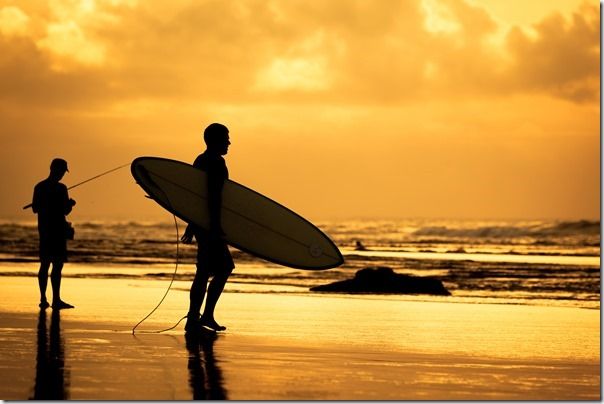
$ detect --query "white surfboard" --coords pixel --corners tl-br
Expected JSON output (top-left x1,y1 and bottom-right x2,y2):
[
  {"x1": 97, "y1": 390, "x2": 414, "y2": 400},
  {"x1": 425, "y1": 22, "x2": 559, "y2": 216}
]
[{"x1": 131, "y1": 157, "x2": 343, "y2": 270}]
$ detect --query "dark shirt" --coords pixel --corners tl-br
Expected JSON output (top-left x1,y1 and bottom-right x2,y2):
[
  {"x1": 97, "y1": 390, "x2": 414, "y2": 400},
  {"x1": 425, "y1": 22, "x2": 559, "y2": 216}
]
[
  {"x1": 193, "y1": 152, "x2": 228, "y2": 232},
  {"x1": 32, "y1": 179, "x2": 72, "y2": 234}
]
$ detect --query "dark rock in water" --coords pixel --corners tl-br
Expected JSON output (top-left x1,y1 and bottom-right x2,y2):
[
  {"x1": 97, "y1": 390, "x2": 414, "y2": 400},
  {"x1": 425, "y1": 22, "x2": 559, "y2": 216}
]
[{"x1": 310, "y1": 267, "x2": 451, "y2": 296}]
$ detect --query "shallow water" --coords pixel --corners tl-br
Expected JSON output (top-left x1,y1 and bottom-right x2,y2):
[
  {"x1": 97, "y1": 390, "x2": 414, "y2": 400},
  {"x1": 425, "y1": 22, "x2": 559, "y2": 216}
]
[{"x1": 0, "y1": 219, "x2": 599, "y2": 309}]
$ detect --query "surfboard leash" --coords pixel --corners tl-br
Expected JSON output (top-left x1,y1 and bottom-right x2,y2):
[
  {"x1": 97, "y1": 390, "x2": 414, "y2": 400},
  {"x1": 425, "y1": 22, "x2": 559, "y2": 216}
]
[{"x1": 131, "y1": 211, "x2": 186, "y2": 334}]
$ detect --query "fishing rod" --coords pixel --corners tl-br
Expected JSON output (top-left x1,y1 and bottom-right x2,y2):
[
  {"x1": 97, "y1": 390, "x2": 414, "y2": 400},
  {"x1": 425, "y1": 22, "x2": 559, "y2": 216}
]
[{"x1": 22, "y1": 163, "x2": 131, "y2": 210}]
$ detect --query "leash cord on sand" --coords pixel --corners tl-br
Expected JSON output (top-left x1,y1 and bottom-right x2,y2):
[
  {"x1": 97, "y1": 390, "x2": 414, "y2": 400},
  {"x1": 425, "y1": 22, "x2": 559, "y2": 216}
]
[{"x1": 131, "y1": 212, "x2": 187, "y2": 334}]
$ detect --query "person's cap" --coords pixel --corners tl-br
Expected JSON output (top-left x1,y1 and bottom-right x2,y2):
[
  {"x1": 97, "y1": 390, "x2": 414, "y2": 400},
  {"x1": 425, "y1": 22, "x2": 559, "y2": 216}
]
[{"x1": 50, "y1": 158, "x2": 69, "y2": 172}]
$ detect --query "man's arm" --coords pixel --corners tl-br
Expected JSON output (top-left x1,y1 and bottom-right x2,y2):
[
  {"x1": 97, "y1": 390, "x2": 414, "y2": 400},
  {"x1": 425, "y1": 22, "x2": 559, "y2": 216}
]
[
  {"x1": 61, "y1": 185, "x2": 76, "y2": 215},
  {"x1": 31, "y1": 185, "x2": 40, "y2": 214}
]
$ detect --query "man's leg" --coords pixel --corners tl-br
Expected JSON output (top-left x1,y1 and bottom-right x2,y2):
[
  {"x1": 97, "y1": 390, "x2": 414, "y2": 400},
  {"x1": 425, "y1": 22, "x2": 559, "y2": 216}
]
[
  {"x1": 51, "y1": 260, "x2": 73, "y2": 309},
  {"x1": 50, "y1": 260, "x2": 63, "y2": 304},
  {"x1": 38, "y1": 260, "x2": 51, "y2": 308},
  {"x1": 201, "y1": 268, "x2": 233, "y2": 330},
  {"x1": 186, "y1": 265, "x2": 209, "y2": 332}
]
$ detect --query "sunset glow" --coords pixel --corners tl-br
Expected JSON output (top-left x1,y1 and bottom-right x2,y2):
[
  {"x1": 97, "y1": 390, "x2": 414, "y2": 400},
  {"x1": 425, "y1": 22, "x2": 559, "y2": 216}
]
[
  {"x1": 0, "y1": 3, "x2": 600, "y2": 400},
  {"x1": 0, "y1": 0, "x2": 598, "y2": 221}
]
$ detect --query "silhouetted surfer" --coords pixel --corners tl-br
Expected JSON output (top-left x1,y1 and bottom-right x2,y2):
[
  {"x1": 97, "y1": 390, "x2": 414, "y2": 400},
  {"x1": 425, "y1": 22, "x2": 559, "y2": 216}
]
[
  {"x1": 31, "y1": 158, "x2": 76, "y2": 310},
  {"x1": 182, "y1": 123, "x2": 234, "y2": 334}
]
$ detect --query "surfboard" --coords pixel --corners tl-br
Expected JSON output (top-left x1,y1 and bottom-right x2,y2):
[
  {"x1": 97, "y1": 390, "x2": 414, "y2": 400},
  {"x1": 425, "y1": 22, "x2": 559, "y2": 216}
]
[{"x1": 131, "y1": 157, "x2": 343, "y2": 270}]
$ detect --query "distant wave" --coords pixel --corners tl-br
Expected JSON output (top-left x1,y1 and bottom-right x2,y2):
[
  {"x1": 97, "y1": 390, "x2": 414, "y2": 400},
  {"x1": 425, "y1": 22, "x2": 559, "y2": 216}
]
[
  {"x1": 412, "y1": 220, "x2": 600, "y2": 238},
  {"x1": 0, "y1": 219, "x2": 598, "y2": 265},
  {"x1": 0, "y1": 219, "x2": 598, "y2": 308}
]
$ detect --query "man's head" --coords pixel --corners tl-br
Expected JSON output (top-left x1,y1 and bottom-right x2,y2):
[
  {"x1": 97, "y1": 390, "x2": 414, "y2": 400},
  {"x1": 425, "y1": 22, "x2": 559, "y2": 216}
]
[
  {"x1": 49, "y1": 158, "x2": 69, "y2": 180},
  {"x1": 204, "y1": 123, "x2": 230, "y2": 155}
]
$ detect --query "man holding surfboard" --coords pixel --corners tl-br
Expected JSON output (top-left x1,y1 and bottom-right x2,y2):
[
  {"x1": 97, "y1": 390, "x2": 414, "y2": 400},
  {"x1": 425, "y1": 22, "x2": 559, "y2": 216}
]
[
  {"x1": 32, "y1": 158, "x2": 76, "y2": 310},
  {"x1": 181, "y1": 123, "x2": 234, "y2": 334}
]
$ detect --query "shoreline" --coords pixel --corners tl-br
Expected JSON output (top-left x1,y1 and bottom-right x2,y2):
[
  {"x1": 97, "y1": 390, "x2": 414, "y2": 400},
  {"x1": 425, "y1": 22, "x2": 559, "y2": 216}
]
[
  {"x1": 0, "y1": 275, "x2": 600, "y2": 400},
  {"x1": 2, "y1": 246, "x2": 600, "y2": 265},
  {"x1": 0, "y1": 261, "x2": 599, "y2": 311}
]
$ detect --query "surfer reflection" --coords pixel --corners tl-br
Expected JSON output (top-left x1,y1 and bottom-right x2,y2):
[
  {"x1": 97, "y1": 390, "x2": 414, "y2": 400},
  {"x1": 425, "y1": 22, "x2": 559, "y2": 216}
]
[
  {"x1": 31, "y1": 309, "x2": 70, "y2": 399},
  {"x1": 182, "y1": 123, "x2": 235, "y2": 335},
  {"x1": 185, "y1": 332, "x2": 227, "y2": 399}
]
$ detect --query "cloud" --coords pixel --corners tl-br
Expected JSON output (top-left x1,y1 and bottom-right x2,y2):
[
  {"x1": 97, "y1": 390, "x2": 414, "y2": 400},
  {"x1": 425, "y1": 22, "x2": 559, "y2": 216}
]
[
  {"x1": 394, "y1": 0, "x2": 599, "y2": 104},
  {"x1": 0, "y1": 1, "x2": 598, "y2": 221},
  {"x1": 417, "y1": 0, "x2": 502, "y2": 97},
  {"x1": 0, "y1": 6, "x2": 30, "y2": 37},
  {"x1": 38, "y1": 20, "x2": 106, "y2": 67},
  {"x1": 421, "y1": 0, "x2": 462, "y2": 34},
  {"x1": 0, "y1": 0, "x2": 598, "y2": 114},
  {"x1": 504, "y1": 3, "x2": 599, "y2": 102},
  {"x1": 255, "y1": 56, "x2": 330, "y2": 92},
  {"x1": 0, "y1": 35, "x2": 116, "y2": 110}
]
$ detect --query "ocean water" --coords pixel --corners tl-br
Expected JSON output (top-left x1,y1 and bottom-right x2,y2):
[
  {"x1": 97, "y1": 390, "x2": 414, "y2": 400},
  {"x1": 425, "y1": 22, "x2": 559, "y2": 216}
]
[{"x1": 0, "y1": 219, "x2": 599, "y2": 309}]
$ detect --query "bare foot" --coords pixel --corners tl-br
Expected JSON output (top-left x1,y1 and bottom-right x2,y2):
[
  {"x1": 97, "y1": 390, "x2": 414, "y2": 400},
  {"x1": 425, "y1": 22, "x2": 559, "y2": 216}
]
[
  {"x1": 200, "y1": 316, "x2": 226, "y2": 331},
  {"x1": 52, "y1": 300, "x2": 74, "y2": 310}
]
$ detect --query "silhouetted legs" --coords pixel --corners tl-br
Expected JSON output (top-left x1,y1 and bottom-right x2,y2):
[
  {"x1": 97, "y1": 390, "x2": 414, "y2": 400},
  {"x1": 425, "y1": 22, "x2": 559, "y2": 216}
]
[
  {"x1": 38, "y1": 260, "x2": 73, "y2": 309},
  {"x1": 186, "y1": 265, "x2": 232, "y2": 332},
  {"x1": 50, "y1": 261, "x2": 64, "y2": 305},
  {"x1": 38, "y1": 261, "x2": 51, "y2": 308},
  {"x1": 201, "y1": 269, "x2": 232, "y2": 330},
  {"x1": 188, "y1": 269, "x2": 209, "y2": 319}
]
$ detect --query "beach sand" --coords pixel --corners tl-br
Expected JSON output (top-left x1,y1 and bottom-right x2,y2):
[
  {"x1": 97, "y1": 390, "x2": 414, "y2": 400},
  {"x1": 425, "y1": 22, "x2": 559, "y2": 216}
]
[{"x1": 0, "y1": 274, "x2": 600, "y2": 400}]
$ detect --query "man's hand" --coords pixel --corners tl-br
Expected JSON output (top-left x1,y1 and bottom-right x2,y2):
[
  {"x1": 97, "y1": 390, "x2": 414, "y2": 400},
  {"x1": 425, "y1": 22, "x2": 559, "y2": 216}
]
[{"x1": 181, "y1": 225, "x2": 194, "y2": 244}]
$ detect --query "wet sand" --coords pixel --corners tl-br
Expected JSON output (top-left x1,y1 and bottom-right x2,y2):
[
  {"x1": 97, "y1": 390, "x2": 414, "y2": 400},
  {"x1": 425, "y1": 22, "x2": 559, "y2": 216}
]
[{"x1": 0, "y1": 275, "x2": 600, "y2": 400}]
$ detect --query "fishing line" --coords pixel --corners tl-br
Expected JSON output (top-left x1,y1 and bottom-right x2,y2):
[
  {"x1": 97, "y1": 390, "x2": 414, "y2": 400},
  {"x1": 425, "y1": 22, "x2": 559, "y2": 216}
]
[
  {"x1": 23, "y1": 162, "x2": 131, "y2": 210},
  {"x1": 66, "y1": 163, "x2": 131, "y2": 191}
]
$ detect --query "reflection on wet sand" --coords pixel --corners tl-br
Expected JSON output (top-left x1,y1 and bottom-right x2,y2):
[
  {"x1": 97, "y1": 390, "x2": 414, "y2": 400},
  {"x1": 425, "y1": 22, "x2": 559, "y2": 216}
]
[
  {"x1": 31, "y1": 309, "x2": 70, "y2": 399},
  {"x1": 185, "y1": 332, "x2": 227, "y2": 400}
]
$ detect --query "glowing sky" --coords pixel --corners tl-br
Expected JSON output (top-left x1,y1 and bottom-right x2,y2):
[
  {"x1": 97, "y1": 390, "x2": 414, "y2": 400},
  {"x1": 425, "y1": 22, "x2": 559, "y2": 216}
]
[{"x1": 0, "y1": 0, "x2": 599, "y2": 221}]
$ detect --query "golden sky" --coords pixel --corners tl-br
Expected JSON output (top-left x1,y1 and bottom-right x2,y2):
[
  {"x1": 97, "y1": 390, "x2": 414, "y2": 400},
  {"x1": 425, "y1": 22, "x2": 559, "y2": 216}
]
[{"x1": 0, "y1": 0, "x2": 599, "y2": 221}]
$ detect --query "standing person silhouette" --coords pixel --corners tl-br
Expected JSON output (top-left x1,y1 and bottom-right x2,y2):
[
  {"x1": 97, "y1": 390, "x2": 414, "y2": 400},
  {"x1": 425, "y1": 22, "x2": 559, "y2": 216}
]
[
  {"x1": 32, "y1": 158, "x2": 76, "y2": 310},
  {"x1": 181, "y1": 123, "x2": 234, "y2": 334}
]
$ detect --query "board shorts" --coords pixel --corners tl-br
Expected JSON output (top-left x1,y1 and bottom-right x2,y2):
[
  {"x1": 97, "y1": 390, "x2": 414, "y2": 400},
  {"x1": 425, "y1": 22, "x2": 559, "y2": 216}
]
[
  {"x1": 38, "y1": 229, "x2": 67, "y2": 262},
  {"x1": 195, "y1": 232, "x2": 234, "y2": 276}
]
